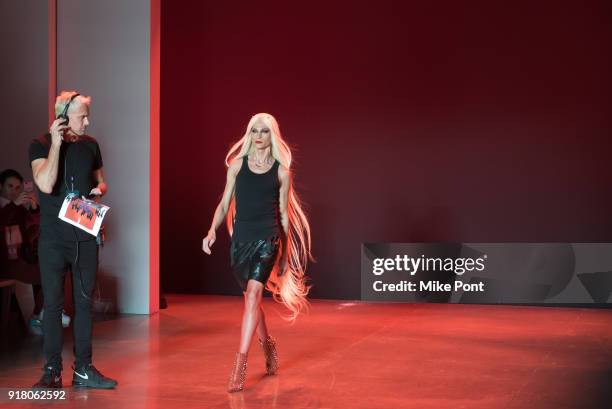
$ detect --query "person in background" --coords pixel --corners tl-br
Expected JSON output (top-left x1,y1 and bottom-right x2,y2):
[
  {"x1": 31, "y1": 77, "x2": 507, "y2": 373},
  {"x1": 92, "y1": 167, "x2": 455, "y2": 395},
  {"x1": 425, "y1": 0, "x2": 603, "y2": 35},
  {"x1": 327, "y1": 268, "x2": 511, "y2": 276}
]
[{"x1": 0, "y1": 169, "x2": 45, "y2": 330}]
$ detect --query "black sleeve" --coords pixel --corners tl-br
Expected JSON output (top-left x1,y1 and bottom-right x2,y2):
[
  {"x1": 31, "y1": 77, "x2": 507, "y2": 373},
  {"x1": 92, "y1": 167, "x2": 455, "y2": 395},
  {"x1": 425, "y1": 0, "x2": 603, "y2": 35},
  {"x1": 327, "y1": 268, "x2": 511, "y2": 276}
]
[
  {"x1": 94, "y1": 141, "x2": 103, "y2": 170},
  {"x1": 28, "y1": 136, "x2": 50, "y2": 165}
]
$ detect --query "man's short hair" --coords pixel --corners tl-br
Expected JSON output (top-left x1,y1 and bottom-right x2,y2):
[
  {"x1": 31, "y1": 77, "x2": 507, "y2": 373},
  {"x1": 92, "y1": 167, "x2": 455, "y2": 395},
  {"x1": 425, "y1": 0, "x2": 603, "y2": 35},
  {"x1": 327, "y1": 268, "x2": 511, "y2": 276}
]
[
  {"x1": 0, "y1": 169, "x2": 23, "y2": 185},
  {"x1": 54, "y1": 91, "x2": 92, "y2": 118}
]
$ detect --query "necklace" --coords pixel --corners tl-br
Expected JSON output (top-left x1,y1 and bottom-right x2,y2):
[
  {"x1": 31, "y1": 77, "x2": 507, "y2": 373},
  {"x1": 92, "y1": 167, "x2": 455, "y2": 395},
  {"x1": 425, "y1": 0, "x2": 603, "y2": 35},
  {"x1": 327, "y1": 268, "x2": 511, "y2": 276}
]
[{"x1": 250, "y1": 155, "x2": 273, "y2": 168}]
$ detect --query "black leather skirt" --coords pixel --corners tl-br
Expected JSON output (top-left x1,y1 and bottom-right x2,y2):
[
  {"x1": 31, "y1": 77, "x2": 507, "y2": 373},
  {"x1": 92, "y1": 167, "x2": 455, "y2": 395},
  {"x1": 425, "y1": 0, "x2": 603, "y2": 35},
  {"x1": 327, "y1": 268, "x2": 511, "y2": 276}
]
[{"x1": 230, "y1": 236, "x2": 280, "y2": 290}]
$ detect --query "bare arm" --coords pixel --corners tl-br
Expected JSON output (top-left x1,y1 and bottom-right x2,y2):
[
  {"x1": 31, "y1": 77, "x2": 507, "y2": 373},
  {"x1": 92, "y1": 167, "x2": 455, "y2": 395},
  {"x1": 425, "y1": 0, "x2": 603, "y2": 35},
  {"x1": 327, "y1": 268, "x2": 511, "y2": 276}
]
[
  {"x1": 91, "y1": 168, "x2": 107, "y2": 196},
  {"x1": 31, "y1": 119, "x2": 67, "y2": 194},
  {"x1": 202, "y1": 158, "x2": 241, "y2": 254},
  {"x1": 209, "y1": 159, "x2": 241, "y2": 233},
  {"x1": 278, "y1": 165, "x2": 291, "y2": 268}
]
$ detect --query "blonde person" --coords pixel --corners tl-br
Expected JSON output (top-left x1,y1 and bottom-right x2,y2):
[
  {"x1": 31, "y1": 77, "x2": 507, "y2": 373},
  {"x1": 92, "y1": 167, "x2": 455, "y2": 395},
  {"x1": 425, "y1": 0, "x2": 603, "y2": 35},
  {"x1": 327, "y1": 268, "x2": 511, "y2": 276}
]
[
  {"x1": 202, "y1": 113, "x2": 312, "y2": 392},
  {"x1": 30, "y1": 91, "x2": 116, "y2": 389}
]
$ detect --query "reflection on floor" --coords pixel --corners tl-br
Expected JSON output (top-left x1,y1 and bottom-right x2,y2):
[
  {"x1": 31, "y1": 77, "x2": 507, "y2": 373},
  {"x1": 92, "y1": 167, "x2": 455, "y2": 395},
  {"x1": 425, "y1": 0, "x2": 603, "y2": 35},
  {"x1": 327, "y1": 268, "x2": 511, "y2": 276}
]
[{"x1": 1, "y1": 294, "x2": 612, "y2": 409}]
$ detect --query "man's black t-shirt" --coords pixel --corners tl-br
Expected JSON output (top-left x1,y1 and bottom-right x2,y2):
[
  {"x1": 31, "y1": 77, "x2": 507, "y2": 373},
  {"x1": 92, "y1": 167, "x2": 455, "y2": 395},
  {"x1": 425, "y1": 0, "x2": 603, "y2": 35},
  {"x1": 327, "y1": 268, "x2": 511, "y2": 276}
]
[{"x1": 28, "y1": 133, "x2": 103, "y2": 241}]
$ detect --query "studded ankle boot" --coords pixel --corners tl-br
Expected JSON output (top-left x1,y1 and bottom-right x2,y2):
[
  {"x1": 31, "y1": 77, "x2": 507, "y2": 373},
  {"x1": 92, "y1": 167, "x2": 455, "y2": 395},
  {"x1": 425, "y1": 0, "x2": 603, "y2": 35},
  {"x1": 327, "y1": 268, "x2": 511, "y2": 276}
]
[
  {"x1": 228, "y1": 352, "x2": 248, "y2": 393},
  {"x1": 259, "y1": 335, "x2": 279, "y2": 375}
]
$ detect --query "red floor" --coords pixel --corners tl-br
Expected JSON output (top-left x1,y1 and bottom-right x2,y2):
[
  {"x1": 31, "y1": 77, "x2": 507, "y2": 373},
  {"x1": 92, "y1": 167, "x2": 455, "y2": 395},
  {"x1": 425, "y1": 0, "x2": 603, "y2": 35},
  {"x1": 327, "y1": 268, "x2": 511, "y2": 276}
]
[{"x1": 1, "y1": 295, "x2": 612, "y2": 408}]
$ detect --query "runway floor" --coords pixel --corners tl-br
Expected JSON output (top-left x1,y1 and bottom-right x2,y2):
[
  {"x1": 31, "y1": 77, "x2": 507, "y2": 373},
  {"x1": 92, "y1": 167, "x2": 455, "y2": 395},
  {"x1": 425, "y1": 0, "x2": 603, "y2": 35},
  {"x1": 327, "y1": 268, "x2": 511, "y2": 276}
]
[{"x1": 1, "y1": 295, "x2": 612, "y2": 408}]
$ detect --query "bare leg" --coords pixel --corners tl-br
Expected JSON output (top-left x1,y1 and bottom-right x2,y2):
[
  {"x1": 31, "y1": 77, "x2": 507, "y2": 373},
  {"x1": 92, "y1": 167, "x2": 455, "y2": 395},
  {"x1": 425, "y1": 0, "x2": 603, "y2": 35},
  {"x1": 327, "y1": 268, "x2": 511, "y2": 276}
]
[
  {"x1": 256, "y1": 305, "x2": 270, "y2": 342},
  {"x1": 228, "y1": 280, "x2": 265, "y2": 392},
  {"x1": 238, "y1": 280, "x2": 264, "y2": 354},
  {"x1": 257, "y1": 305, "x2": 279, "y2": 375}
]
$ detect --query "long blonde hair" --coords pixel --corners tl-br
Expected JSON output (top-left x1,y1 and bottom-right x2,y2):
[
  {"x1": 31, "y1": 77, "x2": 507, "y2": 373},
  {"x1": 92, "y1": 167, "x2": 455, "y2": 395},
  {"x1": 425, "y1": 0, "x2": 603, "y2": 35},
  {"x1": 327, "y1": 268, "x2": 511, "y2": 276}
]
[{"x1": 225, "y1": 113, "x2": 312, "y2": 320}]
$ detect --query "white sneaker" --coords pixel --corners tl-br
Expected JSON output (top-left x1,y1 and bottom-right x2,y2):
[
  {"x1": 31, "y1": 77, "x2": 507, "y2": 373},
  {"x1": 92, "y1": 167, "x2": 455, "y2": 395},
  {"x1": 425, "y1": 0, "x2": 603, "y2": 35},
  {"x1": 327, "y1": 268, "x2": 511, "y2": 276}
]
[
  {"x1": 28, "y1": 315, "x2": 43, "y2": 336},
  {"x1": 37, "y1": 309, "x2": 71, "y2": 328},
  {"x1": 61, "y1": 311, "x2": 71, "y2": 328}
]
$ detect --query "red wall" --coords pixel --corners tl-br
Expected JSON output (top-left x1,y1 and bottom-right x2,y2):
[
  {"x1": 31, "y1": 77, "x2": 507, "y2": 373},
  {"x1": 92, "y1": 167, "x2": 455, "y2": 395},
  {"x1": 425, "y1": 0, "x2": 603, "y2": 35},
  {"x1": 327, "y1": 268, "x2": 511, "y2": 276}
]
[{"x1": 161, "y1": 0, "x2": 612, "y2": 299}]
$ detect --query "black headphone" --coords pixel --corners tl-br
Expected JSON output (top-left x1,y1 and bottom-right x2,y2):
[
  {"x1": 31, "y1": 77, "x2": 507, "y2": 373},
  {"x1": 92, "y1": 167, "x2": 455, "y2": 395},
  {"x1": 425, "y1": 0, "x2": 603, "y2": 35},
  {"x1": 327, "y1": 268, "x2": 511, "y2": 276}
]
[{"x1": 57, "y1": 93, "x2": 80, "y2": 125}]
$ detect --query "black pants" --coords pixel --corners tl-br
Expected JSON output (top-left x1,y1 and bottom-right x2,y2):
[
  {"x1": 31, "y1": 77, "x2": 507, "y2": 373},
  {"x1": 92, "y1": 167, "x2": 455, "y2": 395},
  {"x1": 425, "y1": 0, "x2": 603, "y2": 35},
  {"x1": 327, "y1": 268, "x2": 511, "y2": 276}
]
[{"x1": 39, "y1": 238, "x2": 98, "y2": 370}]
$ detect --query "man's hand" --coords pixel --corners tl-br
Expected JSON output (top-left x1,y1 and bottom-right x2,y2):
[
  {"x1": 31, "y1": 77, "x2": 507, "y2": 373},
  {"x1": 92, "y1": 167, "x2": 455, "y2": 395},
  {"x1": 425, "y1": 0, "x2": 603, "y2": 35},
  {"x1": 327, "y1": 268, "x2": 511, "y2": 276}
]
[
  {"x1": 89, "y1": 187, "x2": 103, "y2": 196},
  {"x1": 202, "y1": 230, "x2": 216, "y2": 255},
  {"x1": 50, "y1": 118, "x2": 68, "y2": 147},
  {"x1": 81, "y1": 188, "x2": 103, "y2": 203}
]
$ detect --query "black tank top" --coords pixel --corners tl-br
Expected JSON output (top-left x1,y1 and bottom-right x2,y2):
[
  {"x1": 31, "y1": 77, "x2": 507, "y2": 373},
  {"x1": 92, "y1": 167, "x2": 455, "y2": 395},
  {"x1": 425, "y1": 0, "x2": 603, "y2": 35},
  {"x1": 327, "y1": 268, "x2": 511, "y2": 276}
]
[{"x1": 233, "y1": 157, "x2": 281, "y2": 242}]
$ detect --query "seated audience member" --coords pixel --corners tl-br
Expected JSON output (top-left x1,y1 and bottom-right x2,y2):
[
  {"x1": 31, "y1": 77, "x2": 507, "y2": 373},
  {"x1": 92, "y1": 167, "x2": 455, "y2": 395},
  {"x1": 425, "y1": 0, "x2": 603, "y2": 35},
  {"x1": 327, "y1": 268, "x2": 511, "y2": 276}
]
[{"x1": 0, "y1": 169, "x2": 44, "y2": 332}]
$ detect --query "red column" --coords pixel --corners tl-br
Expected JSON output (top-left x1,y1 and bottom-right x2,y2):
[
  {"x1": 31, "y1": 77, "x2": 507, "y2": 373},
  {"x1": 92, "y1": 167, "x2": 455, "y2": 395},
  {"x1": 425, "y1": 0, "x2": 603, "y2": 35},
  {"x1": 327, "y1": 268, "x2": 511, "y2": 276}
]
[{"x1": 48, "y1": 0, "x2": 56, "y2": 124}]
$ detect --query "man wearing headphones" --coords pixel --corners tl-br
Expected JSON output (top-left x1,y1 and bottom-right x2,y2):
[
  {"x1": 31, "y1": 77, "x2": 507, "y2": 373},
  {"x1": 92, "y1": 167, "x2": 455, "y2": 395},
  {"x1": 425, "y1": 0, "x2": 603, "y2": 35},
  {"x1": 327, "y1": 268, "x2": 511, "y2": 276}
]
[{"x1": 29, "y1": 91, "x2": 117, "y2": 389}]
